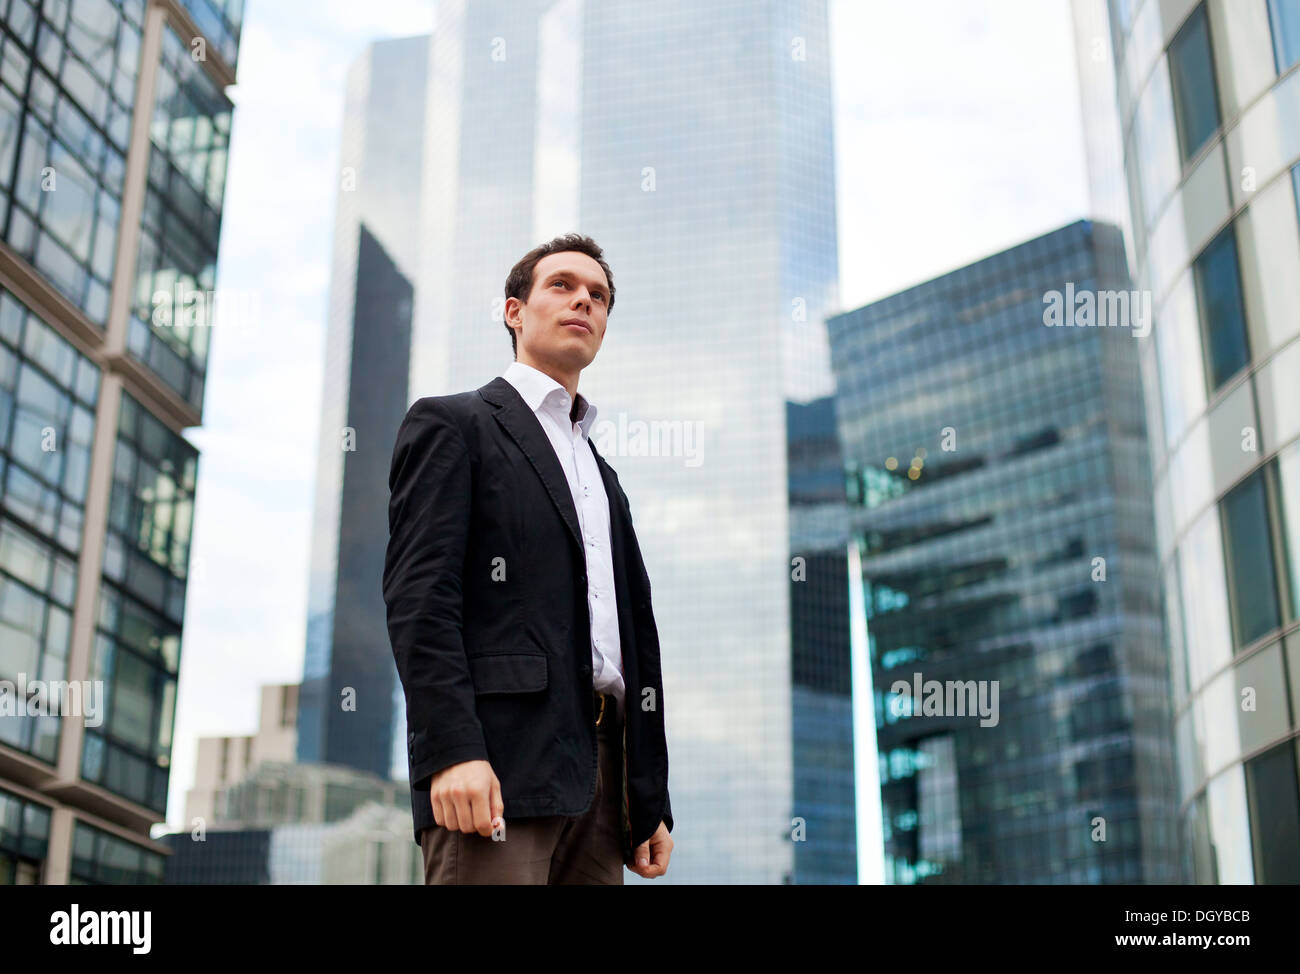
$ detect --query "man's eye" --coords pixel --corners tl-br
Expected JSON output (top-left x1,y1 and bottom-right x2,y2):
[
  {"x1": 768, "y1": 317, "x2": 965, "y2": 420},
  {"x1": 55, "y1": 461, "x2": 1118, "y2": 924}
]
[{"x1": 553, "y1": 279, "x2": 603, "y2": 300}]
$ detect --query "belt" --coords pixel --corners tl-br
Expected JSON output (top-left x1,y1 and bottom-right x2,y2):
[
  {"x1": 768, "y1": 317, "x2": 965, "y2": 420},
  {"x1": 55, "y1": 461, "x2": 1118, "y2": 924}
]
[{"x1": 594, "y1": 689, "x2": 618, "y2": 726}]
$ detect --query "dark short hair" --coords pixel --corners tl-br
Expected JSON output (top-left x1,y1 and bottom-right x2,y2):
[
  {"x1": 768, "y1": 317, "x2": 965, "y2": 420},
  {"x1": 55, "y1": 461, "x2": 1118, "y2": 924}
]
[{"x1": 503, "y1": 233, "x2": 615, "y2": 357}]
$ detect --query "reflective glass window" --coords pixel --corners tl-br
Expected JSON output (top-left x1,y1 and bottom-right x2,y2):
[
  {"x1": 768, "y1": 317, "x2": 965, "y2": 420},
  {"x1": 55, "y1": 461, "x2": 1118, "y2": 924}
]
[
  {"x1": 1169, "y1": 4, "x2": 1221, "y2": 164},
  {"x1": 1221, "y1": 468, "x2": 1282, "y2": 649},
  {"x1": 1268, "y1": 0, "x2": 1300, "y2": 72},
  {"x1": 1192, "y1": 226, "x2": 1250, "y2": 391}
]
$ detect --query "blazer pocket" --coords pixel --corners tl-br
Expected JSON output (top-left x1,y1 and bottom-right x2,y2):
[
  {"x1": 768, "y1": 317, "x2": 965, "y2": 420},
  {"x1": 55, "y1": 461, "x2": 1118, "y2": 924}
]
[{"x1": 468, "y1": 652, "x2": 548, "y2": 694}]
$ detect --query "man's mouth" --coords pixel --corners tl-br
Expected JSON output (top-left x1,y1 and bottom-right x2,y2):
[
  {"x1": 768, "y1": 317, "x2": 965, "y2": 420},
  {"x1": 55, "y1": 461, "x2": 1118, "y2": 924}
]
[{"x1": 561, "y1": 318, "x2": 591, "y2": 332}]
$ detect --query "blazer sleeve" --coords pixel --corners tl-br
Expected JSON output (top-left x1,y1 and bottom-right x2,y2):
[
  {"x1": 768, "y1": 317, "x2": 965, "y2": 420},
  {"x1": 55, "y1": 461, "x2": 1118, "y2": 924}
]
[{"x1": 383, "y1": 396, "x2": 488, "y2": 790}]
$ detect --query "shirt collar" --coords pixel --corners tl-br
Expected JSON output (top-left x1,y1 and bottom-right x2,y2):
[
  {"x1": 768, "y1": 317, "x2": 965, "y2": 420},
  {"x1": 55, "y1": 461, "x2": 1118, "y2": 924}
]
[{"x1": 501, "y1": 360, "x2": 598, "y2": 438}]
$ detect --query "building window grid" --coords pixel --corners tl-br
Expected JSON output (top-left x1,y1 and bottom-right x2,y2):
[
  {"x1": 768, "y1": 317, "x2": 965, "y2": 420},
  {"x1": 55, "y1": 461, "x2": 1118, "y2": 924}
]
[
  {"x1": 1174, "y1": 453, "x2": 1300, "y2": 847},
  {"x1": 69, "y1": 820, "x2": 163, "y2": 884},
  {"x1": 1221, "y1": 458, "x2": 1300, "y2": 649},
  {"x1": 105, "y1": 391, "x2": 197, "y2": 605},
  {"x1": 0, "y1": 0, "x2": 144, "y2": 325},
  {"x1": 84, "y1": 582, "x2": 179, "y2": 812},
  {"x1": 128, "y1": 23, "x2": 232, "y2": 410},
  {"x1": 0, "y1": 785, "x2": 50, "y2": 882},
  {"x1": 0, "y1": 288, "x2": 99, "y2": 763},
  {"x1": 177, "y1": 0, "x2": 245, "y2": 71},
  {"x1": 1111, "y1": 0, "x2": 1300, "y2": 889},
  {"x1": 0, "y1": 287, "x2": 99, "y2": 542},
  {"x1": 0, "y1": 0, "x2": 241, "y2": 882},
  {"x1": 81, "y1": 392, "x2": 193, "y2": 811}
]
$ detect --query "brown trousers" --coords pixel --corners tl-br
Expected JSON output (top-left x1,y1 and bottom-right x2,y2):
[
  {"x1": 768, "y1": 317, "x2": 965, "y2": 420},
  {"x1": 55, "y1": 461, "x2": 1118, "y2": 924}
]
[{"x1": 420, "y1": 694, "x2": 626, "y2": 884}]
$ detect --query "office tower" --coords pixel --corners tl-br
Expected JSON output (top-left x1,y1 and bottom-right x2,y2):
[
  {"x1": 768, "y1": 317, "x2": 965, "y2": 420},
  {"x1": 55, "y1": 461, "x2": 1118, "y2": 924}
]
[
  {"x1": 1080, "y1": 0, "x2": 1300, "y2": 883},
  {"x1": 162, "y1": 763, "x2": 420, "y2": 884},
  {"x1": 298, "y1": 35, "x2": 426, "y2": 781},
  {"x1": 828, "y1": 220, "x2": 1182, "y2": 883},
  {"x1": 1070, "y1": 0, "x2": 1137, "y2": 254},
  {"x1": 162, "y1": 680, "x2": 419, "y2": 884},
  {"x1": 787, "y1": 396, "x2": 855, "y2": 883},
  {"x1": 184, "y1": 682, "x2": 297, "y2": 827},
  {"x1": 410, "y1": 0, "x2": 838, "y2": 884},
  {"x1": 0, "y1": 0, "x2": 242, "y2": 884}
]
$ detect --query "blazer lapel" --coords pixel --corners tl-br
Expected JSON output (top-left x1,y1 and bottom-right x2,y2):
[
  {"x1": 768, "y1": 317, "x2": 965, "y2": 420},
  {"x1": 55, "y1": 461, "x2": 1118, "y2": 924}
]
[{"x1": 478, "y1": 376, "x2": 583, "y2": 554}]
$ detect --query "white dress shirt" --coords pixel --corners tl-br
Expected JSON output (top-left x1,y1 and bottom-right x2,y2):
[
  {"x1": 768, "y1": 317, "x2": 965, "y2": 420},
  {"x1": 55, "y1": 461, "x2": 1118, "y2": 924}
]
[{"x1": 501, "y1": 360, "x2": 625, "y2": 709}]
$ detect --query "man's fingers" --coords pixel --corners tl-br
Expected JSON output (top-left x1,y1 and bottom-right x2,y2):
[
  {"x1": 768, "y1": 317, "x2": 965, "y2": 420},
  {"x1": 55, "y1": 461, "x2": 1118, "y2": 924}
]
[
  {"x1": 651, "y1": 839, "x2": 671, "y2": 873},
  {"x1": 428, "y1": 763, "x2": 502, "y2": 836},
  {"x1": 627, "y1": 826, "x2": 672, "y2": 878},
  {"x1": 470, "y1": 788, "x2": 493, "y2": 836},
  {"x1": 490, "y1": 774, "x2": 504, "y2": 822},
  {"x1": 453, "y1": 790, "x2": 477, "y2": 833}
]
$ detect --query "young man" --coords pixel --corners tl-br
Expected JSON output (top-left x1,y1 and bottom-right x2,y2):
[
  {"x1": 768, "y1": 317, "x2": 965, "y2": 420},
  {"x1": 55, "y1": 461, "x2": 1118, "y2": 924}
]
[{"x1": 383, "y1": 233, "x2": 674, "y2": 884}]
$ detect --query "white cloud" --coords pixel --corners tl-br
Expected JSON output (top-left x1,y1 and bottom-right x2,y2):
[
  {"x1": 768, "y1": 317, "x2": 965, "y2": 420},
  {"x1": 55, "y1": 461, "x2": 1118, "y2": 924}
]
[{"x1": 831, "y1": 0, "x2": 1090, "y2": 309}]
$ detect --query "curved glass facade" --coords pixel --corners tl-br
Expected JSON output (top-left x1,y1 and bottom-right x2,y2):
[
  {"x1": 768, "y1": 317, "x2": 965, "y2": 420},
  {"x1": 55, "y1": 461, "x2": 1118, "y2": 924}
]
[{"x1": 1109, "y1": 0, "x2": 1300, "y2": 883}]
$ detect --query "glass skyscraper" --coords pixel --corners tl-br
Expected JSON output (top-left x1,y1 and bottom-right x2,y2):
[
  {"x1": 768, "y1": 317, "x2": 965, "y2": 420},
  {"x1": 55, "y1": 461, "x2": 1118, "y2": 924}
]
[
  {"x1": 0, "y1": 0, "x2": 241, "y2": 883},
  {"x1": 829, "y1": 220, "x2": 1182, "y2": 883},
  {"x1": 408, "y1": 0, "x2": 838, "y2": 883},
  {"x1": 298, "y1": 34, "x2": 426, "y2": 783},
  {"x1": 787, "y1": 395, "x2": 855, "y2": 883},
  {"x1": 1085, "y1": 0, "x2": 1300, "y2": 883}
]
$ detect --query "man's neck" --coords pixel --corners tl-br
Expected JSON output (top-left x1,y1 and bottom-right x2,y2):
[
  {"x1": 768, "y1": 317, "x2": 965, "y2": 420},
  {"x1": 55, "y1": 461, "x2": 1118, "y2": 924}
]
[{"x1": 516, "y1": 354, "x2": 580, "y2": 405}]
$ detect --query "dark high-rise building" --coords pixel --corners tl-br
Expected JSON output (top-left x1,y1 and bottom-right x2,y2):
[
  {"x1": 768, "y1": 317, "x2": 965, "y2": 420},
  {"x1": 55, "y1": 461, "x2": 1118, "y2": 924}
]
[
  {"x1": 0, "y1": 0, "x2": 243, "y2": 883},
  {"x1": 787, "y1": 395, "x2": 855, "y2": 883},
  {"x1": 297, "y1": 36, "x2": 425, "y2": 780},
  {"x1": 829, "y1": 220, "x2": 1181, "y2": 883}
]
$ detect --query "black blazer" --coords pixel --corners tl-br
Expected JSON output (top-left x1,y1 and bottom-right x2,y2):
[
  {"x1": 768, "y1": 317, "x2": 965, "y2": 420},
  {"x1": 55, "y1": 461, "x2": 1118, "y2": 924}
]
[{"x1": 383, "y1": 375, "x2": 672, "y2": 860}]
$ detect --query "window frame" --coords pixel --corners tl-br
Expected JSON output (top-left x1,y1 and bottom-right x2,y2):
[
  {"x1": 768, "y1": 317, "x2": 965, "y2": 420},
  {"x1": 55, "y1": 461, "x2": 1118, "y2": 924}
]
[{"x1": 1167, "y1": 2, "x2": 1223, "y2": 169}]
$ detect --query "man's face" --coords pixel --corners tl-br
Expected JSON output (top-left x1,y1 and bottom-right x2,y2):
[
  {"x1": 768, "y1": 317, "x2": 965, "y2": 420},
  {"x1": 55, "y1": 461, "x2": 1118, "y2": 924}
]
[{"x1": 507, "y1": 251, "x2": 609, "y2": 370}]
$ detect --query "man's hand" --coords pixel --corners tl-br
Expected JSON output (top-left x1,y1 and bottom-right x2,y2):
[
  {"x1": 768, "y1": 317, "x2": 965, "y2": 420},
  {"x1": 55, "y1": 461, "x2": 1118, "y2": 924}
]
[
  {"x1": 430, "y1": 759, "x2": 504, "y2": 837},
  {"x1": 629, "y1": 820, "x2": 673, "y2": 879}
]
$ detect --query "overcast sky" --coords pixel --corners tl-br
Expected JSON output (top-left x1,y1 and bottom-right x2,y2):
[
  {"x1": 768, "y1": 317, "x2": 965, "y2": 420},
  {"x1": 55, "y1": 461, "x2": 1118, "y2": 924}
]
[{"x1": 160, "y1": 0, "x2": 1090, "y2": 833}]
